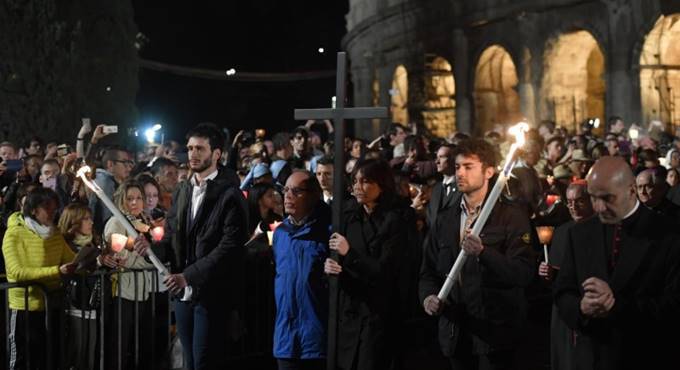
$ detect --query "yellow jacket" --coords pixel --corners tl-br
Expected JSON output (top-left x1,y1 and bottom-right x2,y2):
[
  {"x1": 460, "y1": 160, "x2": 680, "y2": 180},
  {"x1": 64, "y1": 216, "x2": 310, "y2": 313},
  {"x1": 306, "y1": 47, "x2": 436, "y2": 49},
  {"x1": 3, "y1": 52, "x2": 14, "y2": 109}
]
[{"x1": 2, "y1": 212, "x2": 75, "y2": 311}]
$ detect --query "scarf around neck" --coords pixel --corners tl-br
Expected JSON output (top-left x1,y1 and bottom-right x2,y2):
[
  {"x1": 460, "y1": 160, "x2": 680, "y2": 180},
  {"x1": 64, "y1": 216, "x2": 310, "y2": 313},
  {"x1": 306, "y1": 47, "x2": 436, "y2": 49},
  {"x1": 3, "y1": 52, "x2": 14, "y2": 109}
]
[{"x1": 24, "y1": 216, "x2": 55, "y2": 240}]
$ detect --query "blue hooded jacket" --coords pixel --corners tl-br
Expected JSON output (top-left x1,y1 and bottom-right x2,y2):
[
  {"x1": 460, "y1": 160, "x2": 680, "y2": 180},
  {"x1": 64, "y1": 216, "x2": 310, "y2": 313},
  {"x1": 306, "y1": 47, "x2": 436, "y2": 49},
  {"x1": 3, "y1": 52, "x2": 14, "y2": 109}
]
[{"x1": 272, "y1": 202, "x2": 331, "y2": 359}]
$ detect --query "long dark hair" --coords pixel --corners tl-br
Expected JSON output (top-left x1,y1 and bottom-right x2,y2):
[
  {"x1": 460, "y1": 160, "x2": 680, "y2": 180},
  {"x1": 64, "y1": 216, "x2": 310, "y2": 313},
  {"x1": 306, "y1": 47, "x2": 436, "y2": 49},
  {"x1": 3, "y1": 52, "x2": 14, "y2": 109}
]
[{"x1": 247, "y1": 183, "x2": 279, "y2": 234}]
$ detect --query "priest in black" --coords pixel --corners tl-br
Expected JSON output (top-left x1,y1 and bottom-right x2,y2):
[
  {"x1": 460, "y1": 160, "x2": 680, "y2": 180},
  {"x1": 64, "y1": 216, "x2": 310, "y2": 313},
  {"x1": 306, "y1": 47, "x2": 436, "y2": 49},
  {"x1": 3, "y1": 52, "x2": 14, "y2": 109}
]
[{"x1": 554, "y1": 156, "x2": 680, "y2": 370}]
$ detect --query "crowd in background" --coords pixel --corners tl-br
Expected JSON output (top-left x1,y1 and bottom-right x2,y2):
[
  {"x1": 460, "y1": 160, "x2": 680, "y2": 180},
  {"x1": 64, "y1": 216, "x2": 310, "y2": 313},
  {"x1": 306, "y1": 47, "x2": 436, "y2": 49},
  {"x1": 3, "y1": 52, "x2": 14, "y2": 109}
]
[{"x1": 1, "y1": 114, "x2": 679, "y2": 370}]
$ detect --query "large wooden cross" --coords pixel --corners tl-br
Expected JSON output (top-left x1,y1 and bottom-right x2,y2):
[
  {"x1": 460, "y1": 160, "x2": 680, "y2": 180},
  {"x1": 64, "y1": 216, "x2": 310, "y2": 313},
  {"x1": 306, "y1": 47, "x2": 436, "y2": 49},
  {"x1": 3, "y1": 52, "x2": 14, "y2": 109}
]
[{"x1": 294, "y1": 52, "x2": 388, "y2": 370}]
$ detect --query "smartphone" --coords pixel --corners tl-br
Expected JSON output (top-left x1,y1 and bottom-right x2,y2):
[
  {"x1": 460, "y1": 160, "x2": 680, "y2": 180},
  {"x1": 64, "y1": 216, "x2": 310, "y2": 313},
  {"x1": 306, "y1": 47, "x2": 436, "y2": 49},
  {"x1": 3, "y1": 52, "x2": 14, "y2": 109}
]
[
  {"x1": 57, "y1": 144, "x2": 72, "y2": 157},
  {"x1": 4, "y1": 159, "x2": 22, "y2": 173},
  {"x1": 102, "y1": 125, "x2": 118, "y2": 134}
]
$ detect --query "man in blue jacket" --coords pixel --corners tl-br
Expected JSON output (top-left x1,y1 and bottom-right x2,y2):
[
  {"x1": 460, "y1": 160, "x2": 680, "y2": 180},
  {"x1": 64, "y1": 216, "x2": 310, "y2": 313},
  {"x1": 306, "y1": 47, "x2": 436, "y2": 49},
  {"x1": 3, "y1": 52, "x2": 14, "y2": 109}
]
[{"x1": 273, "y1": 170, "x2": 331, "y2": 370}]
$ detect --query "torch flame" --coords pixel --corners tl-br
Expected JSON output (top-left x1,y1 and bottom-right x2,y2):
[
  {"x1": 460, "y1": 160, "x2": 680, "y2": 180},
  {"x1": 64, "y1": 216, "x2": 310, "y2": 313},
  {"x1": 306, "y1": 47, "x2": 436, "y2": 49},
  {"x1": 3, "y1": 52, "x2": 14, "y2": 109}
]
[
  {"x1": 76, "y1": 165, "x2": 92, "y2": 179},
  {"x1": 508, "y1": 122, "x2": 529, "y2": 147}
]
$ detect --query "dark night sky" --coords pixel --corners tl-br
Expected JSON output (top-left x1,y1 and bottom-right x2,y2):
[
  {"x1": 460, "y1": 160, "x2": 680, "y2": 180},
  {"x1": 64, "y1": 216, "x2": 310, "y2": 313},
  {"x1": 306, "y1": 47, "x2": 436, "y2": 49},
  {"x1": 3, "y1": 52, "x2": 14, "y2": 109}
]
[{"x1": 132, "y1": 1, "x2": 349, "y2": 142}]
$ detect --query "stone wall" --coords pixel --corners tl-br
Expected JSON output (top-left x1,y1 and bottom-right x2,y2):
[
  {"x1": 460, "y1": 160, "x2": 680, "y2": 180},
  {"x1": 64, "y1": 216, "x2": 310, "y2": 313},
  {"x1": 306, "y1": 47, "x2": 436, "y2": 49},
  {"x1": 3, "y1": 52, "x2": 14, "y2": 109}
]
[{"x1": 343, "y1": 0, "x2": 680, "y2": 138}]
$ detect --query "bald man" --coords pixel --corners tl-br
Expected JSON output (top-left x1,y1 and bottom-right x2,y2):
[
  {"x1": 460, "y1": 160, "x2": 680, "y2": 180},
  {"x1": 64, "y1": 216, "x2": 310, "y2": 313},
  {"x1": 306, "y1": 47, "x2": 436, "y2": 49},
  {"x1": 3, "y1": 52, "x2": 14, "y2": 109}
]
[
  {"x1": 636, "y1": 168, "x2": 680, "y2": 222},
  {"x1": 553, "y1": 157, "x2": 680, "y2": 370}
]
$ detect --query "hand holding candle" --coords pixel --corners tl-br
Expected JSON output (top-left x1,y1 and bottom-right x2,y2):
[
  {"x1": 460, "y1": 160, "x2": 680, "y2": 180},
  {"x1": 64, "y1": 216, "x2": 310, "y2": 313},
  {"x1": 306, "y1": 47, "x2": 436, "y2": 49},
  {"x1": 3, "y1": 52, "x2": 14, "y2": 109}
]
[
  {"x1": 536, "y1": 226, "x2": 554, "y2": 264},
  {"x1": 78, "y1": 165, "x2": 193, "y2": 300}
]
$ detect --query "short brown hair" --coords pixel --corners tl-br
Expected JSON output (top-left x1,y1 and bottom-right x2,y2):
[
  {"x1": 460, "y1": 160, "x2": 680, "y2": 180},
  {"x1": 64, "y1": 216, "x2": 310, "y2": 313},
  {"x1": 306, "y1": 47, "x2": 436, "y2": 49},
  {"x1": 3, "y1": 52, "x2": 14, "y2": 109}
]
[
  {"x1": 58, "y1": 203, "x2": 93, "y2": 243},
  {"x1": 452, "y1": 138, "x2": 499, "y2": 169}
]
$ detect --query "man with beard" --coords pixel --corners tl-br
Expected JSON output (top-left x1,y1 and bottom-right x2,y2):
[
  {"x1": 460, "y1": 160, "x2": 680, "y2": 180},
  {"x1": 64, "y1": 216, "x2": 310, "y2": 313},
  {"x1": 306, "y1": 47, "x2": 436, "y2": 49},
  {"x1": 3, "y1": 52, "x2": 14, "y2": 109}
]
[
  {"x1": 158, "y1": 123, "x2": 248, "y2": 370},
  {"x1": 554, "y1": 157, "x2": 680, "y2": 370},
  {"x1": 420, "y1": 138, "x2": 535, "y2": 370}
]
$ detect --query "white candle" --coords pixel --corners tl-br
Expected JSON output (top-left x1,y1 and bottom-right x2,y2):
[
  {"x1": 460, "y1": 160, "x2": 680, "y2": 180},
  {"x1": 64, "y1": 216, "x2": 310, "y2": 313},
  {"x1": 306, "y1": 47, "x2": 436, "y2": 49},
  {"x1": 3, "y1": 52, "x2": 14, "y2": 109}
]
[
  {"x1": 544, "y1": 244, "x2": 549, "y2": 264},
  {"x1": 78, "y1": 166, "x2": 192, "y2": 300},
  {"x1": 437, "y1": 122, "x2": 529, "y2": 301}
]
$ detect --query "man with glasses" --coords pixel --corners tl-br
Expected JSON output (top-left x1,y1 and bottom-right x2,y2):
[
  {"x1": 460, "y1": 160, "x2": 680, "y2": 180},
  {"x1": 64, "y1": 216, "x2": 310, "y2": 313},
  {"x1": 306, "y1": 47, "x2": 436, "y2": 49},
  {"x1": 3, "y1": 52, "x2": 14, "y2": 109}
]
[
  {"x1": 272, "y1": 170, "x2": 330, "y2": 370},
  {"x1": 538, "y1": 180, "x2": 593, "y2": 370},
  {"x1": 88, "y1": 146, "x2": 132, "y2": 233}
]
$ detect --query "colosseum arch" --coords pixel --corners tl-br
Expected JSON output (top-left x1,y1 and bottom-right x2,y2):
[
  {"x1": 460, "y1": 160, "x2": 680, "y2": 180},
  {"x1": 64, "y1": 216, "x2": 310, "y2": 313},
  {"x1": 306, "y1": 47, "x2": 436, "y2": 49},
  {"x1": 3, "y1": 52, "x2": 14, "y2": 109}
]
[
  {"x1": 423, "y1": 55, "x2": 456, "y2": 137},
  {"x1": 473, "y1": 45, "x2": 522, "y2": 134},
  {"x1": 639, "y1": 14, "x2": 680, "y2": 130},
  {"x1": 390, "y1": 65, "x2": 409, "y2": 125},
  {"x1": 540, "y1": 30, "x2": 605, "y2": 134}
]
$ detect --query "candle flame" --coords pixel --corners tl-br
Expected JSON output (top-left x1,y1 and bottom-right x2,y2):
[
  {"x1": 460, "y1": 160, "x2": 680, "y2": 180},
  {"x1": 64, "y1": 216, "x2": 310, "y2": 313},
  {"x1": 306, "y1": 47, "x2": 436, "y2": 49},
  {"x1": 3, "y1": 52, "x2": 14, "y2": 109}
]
[
  {"x1": 150, "y1": 226, "x2": 164, "y2": 242},
  {"x1": 269, "y1": 221, "x2": 282, "y2": 232},
  {"x1": 76, "y1": 165, "x2": 92, "y2": 179},
  {"x1": 508, "y1": 122, "x2": 529, "y2": 147},
  {"x1": 110, "y1": 233, "x2": 130, "y2": 253}
]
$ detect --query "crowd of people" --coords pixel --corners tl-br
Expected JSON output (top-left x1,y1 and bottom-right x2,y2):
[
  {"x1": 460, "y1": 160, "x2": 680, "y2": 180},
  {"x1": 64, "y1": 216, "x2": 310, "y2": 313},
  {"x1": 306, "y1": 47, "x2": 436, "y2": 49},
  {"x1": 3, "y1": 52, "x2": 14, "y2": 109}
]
[{"x1": 0, "y1": 115, "x2": 679, "y2": 370}]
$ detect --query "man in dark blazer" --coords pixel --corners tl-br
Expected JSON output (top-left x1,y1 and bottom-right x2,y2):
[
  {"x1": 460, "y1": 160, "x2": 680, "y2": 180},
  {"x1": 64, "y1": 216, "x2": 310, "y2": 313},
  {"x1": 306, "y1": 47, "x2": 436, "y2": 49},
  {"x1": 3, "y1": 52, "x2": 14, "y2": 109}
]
[
  {"x1": 159, "y1": 123, "x2": 248, "y2": 370},
  {"x1": 420, "y1": 139, "x2": 535, "y2": 370},
  {"x1": 554, "y1": 156, "x2": 680, "y2": 370},
  {"x1": 427, "y1": 143, "x2": 459, "y2": 228}
]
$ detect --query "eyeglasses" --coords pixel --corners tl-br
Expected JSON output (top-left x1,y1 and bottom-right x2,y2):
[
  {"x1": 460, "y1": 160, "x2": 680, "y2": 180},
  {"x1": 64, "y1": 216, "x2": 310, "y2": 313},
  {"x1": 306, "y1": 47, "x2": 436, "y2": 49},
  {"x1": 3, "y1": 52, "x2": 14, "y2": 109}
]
[
  {"x1": 282, "y1": 187, "x2": 308, "y2": 197},
  {"x1": 113, "y1": 160, "x2": 134, "y2": 167}
]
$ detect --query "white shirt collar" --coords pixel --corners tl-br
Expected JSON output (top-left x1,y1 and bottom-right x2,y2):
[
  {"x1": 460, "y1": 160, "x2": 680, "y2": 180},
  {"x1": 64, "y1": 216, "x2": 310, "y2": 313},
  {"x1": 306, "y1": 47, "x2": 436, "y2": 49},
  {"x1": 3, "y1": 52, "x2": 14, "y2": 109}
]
[
  {"x1": 191, "y1": 169, "x2": 218, "y2": 188},
  {"x1": 623, "y1": 200, "x2": 640, "y2": 220},
  {"x1": 442, "y1": 175, "x2": 455, "y2": 185}
]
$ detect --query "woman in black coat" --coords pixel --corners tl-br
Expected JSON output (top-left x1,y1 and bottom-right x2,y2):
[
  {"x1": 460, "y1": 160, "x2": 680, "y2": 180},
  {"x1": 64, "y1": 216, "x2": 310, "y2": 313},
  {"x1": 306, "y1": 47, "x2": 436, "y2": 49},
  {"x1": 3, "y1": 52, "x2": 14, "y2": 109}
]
[{"x1": 325, "y1": 159, "x2": 414, "y2": 370}]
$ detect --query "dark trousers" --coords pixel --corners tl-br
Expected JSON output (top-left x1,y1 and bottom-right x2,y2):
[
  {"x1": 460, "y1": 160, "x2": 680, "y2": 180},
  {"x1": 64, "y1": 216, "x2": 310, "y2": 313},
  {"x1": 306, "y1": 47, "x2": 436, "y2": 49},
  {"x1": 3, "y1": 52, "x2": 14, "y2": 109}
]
[
  {"x1": 67, "y1": 311, "x2": 97, "y2": 370},
  {"x1": 174, "y1": 300, "x2": 229, "y2": 370},
  {"x1": 8, "y1": 310, "x2": 47, "y2": 370},
  {"x1": 277, "y1": 358, "x2": 325, "y2": 370}
]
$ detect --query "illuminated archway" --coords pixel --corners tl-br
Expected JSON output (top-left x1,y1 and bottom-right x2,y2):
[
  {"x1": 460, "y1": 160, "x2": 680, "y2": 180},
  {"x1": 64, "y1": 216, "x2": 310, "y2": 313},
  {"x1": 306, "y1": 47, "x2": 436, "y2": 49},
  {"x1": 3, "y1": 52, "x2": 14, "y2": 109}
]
[
  {"x1": 423, "y1": 56, "x2": 456, "y2": 137},
  {"x1": 541, "y1": 30, "x2": 605, "y2": 133},
  {"x1": 473, "y1": 45, "x2": 521, "y2": 133},
  {"x1": 390, "y1": 65, "x2": 409, "y2": 125},
  {"x1": 640, "y1": 14, "x2": 680, "y2": 129}
]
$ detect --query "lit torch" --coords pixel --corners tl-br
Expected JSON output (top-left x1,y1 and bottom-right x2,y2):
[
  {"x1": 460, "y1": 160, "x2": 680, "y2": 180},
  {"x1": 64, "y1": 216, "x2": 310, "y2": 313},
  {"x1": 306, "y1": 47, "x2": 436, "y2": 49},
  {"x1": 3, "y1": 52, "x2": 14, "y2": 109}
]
[
  {"x1": 77, "y1": 166, "x2": 191, "y2": 300},
  {"x1": 437, "y1": 122, "x2": 529, "y2": 301}
]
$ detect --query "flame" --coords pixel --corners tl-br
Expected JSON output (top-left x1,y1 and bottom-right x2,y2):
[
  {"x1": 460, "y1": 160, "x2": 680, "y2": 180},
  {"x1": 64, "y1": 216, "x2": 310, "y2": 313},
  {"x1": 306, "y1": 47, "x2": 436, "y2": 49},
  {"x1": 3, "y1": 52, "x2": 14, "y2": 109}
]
[
  {"x1": 629, "y1": 128, "x2": 639, "y2": 140},
  {"x1": 536, "y1": 226, "x2": 555, "y2": 245},
  {"x1": 110, "y1": 233, "x2": 131, "y2": 253},
  {"x1": 508, "y1": 122, "x2": 529, "y2": 147},
  {"x1": 269, "y1": 221, "x2": 282, "y2": 232},
  {"x1": 150, "y1": 226, "x2": 164, "y2": 242}
]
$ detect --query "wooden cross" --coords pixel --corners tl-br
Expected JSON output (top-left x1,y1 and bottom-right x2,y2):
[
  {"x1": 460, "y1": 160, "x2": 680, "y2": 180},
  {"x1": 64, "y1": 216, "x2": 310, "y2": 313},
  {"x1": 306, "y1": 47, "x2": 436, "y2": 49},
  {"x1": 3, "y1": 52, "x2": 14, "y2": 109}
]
[{"x1": 294, "y1": 51, "x2": 388, "y2": 370}]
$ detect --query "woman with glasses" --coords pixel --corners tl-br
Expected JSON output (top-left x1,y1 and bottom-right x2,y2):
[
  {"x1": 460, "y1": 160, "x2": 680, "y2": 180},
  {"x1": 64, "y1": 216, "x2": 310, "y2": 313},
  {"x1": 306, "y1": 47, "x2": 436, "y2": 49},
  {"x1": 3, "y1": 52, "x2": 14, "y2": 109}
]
[{"x1": 324, "y1": 159, "x2": 416, "y2": 370}]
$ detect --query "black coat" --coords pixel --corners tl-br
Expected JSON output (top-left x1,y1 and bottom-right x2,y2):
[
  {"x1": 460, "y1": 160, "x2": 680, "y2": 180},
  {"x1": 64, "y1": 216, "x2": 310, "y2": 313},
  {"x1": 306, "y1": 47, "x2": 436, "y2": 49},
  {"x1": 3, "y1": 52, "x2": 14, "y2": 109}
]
[
  {"x1": 426, "y1": 180, "x2": 460, "y2": 228},
  {"x1": 553, "y1": 205, "x2": 680, "y2": 370},
  {"x1": 419, "y1": 196, "x2": 535, "y2": 356},
  {"x1": 336, "y1": 196, "x2": 415, "y2": 370},
  {"x1": 159, "y1": 167, "x2": 248, "y2": 308}
]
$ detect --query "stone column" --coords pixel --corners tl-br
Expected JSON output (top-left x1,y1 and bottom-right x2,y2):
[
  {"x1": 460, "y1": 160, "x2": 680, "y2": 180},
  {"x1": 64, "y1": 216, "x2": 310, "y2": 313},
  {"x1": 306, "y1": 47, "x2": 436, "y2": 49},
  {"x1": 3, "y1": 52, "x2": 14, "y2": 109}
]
[
  {"x1": 453, "y1": 28, "x2": 472, "y2": 134},
  {"x1": 605, "y1": 1, "x2": 636, "y2": 124}
]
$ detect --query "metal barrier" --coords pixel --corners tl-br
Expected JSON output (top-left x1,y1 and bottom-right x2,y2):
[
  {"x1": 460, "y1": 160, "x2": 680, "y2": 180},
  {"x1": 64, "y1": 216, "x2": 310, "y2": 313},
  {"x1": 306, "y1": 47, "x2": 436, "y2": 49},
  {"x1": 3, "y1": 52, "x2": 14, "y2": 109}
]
[
  {"x1": 0, "y1": 267, "x2": 170, "y2": 370},
  {"x1": 0, "y1": 251, "x2": 279, "y2": 370}
]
